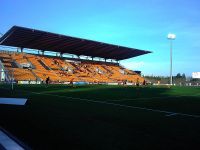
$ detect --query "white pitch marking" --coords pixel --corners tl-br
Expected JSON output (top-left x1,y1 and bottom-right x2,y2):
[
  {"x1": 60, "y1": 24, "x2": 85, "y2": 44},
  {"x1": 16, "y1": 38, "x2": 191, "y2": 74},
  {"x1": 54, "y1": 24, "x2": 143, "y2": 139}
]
[
  {"x1": 107, "y1": 93, "x2": 200, "y2": 102},
  {"x1": 28, "y1": 91, "x2": 200, "y2": 119},
  {"x1": 1, "y1": 87, "x2": 200, "y2": 119},
  {"x1": 165, "y1": 113, "x2": 178, "y2": 117},
  {"x1": 0, "y1": 98, "x2": 27, "y2": 105}
]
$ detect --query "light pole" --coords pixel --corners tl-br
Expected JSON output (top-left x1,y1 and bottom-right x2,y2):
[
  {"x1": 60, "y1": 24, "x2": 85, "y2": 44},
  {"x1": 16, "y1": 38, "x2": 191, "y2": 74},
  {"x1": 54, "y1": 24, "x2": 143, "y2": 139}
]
[{"x1": 167, "y1": 33, "x2": 176, "y2": 85}]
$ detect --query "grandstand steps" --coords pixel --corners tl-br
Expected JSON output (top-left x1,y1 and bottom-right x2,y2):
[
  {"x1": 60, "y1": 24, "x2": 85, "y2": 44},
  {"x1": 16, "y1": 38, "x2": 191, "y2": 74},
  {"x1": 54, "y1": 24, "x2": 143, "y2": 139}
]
[
  {"x1": 125, "y1": 69, "x2": 136, "y2": 75},
  {"x1": 12, "y1": 60, "x2": 22, "y2": 68},
  {"x1": 48, "y1": 70, "x2": 62, "y2": 82},
  {"x1": 33, "y1": 70, "x2": 59, "y2": 82},
  {"x1": 38, "y1": 59, "x2": 51, "y2": 70},
  {"x1": 1, "y1": 58, "x2": 14, "y2": 69},
  {"x1": 72, "y1": 73, "x2": 82, "y2": 82},
  {"x1": 0, "y1": 52, "x2": 145, "y2": 84},
  {"x1": 11, "y1": 53, "x2": 27, "y2": 63},
  {"x1": 97, "y1": 65, "x2": 108, "y2": 73},
  {"x1": 24, "y1": 55, "x2": 36, "y2": 69},
  {"x1": 10, "y1": 61, "x2": 19, "y2": 68},
  {"x1": 85, "y1": 67, "x2": 93, "y2": 73},
  {"x1": 26, "y1": 55, "x2": 59, "y2": 81},
  {"x1": 43, "y1": 57, "x2": 61, "y2": 70},
  {"x1": 69, "y1": 62, "x2": 80, "y2": 70},
  {"x1": 83, "y1": 74, "x2": 100, "y2": 82},
  {"x1": 30, "y1": 69, "x2": 41, "y2": 81},
  {"x1": 26, "y1": 55, "x2": 46, "y2": 71},
  {"x1": 8, "y1": 68, "x2": 36, "y2": 81},
  {"x1": 0, "y1": 54, "x2": 18, "y2": 69},
  {"x1": 7, "y1": 54, "x2": 19, "y2": 69},
  {"x1": 55, "y1": 63, "x2": 63, "y2": 71},
  {"x1": 56, "y1": 59, "x2": 70, "y2": 71},
  {"x1": 0, "y1": 53, "x2": 35, "y2": 82},
  {"x1": 118, "y1": 65, "x2": 134, "y2": 75},
  {"x1": 101, "y1": 65, "x2": 113, "y2": 74},
  {"x1": 65, "y1": 62, "x2": 76, "y2": 70}
]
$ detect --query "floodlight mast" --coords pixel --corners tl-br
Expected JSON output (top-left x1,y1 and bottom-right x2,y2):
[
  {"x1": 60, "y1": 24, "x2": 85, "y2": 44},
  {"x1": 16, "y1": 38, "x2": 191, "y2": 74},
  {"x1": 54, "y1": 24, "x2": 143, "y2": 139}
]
[{"x1": 167, "y1": 33, "x2": 176, "y2": 85}]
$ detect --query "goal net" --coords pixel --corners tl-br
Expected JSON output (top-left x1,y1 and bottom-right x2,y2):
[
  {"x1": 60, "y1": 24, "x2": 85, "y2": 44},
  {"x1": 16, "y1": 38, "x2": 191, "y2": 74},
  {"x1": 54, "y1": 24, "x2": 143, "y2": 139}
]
[{"x1": 0, "y1": 67, "x2": 14, "y2": 90}]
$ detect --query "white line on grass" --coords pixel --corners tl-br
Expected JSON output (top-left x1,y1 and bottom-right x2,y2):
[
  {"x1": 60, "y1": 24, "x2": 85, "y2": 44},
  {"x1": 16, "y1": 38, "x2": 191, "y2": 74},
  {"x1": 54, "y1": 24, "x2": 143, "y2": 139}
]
[
  {"x1": 28, "y1": 91, "x2": 200, "y2": 119},
  {"x1": 165, "y1": 113, "x2": 178, "y2": 117},
  {"x1": 107, "y1": 93, "x2": 200, "y2": 102},
  {"x1": 1, "y1": 87, "x2": 200, "y2": 119}
]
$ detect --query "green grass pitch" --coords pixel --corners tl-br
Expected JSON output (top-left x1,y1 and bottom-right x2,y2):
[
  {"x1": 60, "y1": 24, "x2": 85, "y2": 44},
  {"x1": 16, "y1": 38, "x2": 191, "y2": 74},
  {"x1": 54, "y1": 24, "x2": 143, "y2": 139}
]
[{"x1": 0, "y1": 84, "x2": 200, "y2": 149}]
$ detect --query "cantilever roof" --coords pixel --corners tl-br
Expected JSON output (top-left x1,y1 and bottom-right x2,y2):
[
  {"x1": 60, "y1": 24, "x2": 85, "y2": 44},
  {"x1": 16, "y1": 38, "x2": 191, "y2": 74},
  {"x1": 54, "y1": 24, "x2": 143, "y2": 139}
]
[{"x1": 0, "y1": 26, "x2": 151, "y2": 60}]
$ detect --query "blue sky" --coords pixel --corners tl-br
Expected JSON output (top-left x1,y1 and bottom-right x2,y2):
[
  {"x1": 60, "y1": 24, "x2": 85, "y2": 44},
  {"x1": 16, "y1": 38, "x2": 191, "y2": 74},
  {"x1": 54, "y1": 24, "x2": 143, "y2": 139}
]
[{"x1": 1, "y1": 0, "x2": 200, "y2": 76}]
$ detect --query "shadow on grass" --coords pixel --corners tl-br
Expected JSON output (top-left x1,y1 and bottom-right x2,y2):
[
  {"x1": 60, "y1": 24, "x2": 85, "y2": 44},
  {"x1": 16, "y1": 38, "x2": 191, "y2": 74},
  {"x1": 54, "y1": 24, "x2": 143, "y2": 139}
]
[{"x1": 0, "y1": 84, "x2": 200, "y2": 150}]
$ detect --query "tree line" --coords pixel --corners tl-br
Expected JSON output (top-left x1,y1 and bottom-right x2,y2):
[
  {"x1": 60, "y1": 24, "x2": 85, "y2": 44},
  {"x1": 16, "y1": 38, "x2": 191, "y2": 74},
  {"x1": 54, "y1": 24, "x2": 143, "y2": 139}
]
[{"x1": 143, "y1": 73, "x2": 200, "y2": 85}]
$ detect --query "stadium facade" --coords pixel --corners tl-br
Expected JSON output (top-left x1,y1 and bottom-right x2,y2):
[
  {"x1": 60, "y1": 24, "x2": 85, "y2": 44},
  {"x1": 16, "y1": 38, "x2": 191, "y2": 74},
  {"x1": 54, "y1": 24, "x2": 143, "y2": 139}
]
[{"x1": 0, "y1": 26, "x2": 151, "y2": 84}]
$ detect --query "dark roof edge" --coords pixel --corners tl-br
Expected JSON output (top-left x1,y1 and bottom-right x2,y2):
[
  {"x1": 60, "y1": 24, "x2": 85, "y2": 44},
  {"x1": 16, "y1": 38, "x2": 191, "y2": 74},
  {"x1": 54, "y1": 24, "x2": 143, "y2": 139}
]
[{"x1": 1, "y1": 25, "x2": 152, "y2": 53}]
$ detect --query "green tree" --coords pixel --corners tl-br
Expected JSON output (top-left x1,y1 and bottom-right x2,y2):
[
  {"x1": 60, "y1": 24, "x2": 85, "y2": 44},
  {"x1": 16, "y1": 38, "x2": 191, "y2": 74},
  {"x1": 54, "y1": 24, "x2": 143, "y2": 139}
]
[
  {"x1": 176, "y1": 73, "x2": 181, "y2": 78},
  {"x1": 182, "y1": 73, "x2": 186, "y2": 80}
]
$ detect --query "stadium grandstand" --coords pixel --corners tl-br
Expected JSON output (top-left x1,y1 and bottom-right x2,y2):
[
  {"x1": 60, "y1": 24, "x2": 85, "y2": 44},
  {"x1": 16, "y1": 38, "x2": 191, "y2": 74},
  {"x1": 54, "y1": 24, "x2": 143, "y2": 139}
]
[
  {"x1": 0, "y1": 26, "x2": 151, "y2": 85},
  {"x1": 1, "y1": 26, "x2": 200, "y2": 150}
]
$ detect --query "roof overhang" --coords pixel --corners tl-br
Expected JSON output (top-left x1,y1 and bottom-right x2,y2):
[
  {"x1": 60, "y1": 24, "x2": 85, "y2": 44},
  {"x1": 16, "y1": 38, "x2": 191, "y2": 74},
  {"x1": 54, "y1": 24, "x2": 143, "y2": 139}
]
[{"x1": 0, "y1": 26, "x2": 151, "y2": 60}]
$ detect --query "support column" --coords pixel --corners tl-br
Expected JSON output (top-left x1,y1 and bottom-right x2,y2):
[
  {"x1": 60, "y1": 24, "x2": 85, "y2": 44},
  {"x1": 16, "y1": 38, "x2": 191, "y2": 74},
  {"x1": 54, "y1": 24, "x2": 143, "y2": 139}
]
[
  {"x1": 170, "y1": 39, "x2": 173, "y2": 85},
  {"x1": 60, "y1": 53, "x2": 63, "y2": 57},
  {"x1": 20, "y1": 47, "x2": 23, "y2": 53}
]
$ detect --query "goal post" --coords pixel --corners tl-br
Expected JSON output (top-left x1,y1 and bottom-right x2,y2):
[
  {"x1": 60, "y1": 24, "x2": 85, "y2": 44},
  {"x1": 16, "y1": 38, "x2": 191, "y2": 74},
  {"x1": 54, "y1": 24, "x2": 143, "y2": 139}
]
[{"x1": 0, "y1": 68, "x2": 14, "y2": 90}]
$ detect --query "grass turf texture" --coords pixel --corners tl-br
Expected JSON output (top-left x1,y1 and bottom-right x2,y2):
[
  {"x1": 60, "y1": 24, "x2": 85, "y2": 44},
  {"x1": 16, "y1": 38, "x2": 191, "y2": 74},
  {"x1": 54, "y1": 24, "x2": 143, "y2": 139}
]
[{"x1": 0, "y1": 84, "x2": 200, "y2": 149}]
